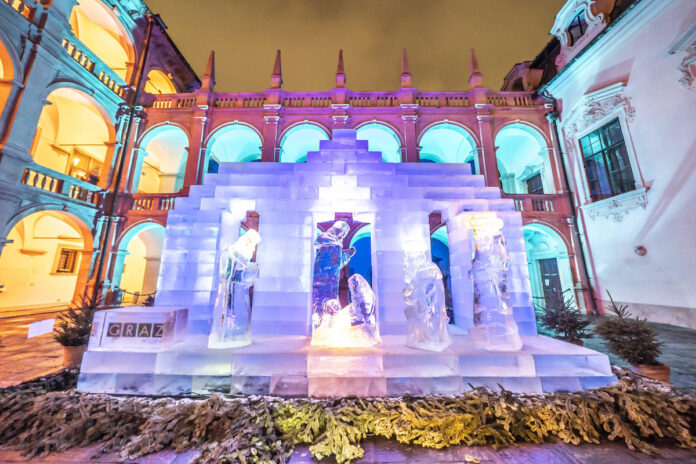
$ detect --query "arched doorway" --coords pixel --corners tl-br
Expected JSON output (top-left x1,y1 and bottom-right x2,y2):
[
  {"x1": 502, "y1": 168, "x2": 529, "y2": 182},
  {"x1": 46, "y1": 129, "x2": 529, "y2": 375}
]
[
  {"x1": 69, "y1": 0, "x2": 135, "y2": 81},
  {"x1": 279, "y1": 123, "x2": 329, "y2": 163},
  {"x1": 356, "y1": 123, "x2": 402, "y2": 162},
  {"x1": 144, "y1": 69, "x2": 177, "y2": 94},
  {"x1": 523, "y1": 224, "x2": 576, "y2": 309},
  {"x1": 430, "y1": 225, "x2": 453, "y2": 319},
  {"x1": 348, "y1": 224, "x2": 372, "y2": 286},
  {"x1": 0, "y1": 211, "x2": 92, "y2": 310},
  {"x1": 495, "y1": 124, "x2": 555, "y2": 194},
  {"x1": 114, "y1": 223, "x2": 165, "y2": 305},
  {"x1": 419, "y1": 124, "x2": 478, "y2": 173},
  {"x1": 205, "y1": 123, "x2": 262, "y2": 174},
  {"x1": 31, "y1": 88, "x2": 114, "y2": 185},
  {"x1": 135, "y1": 125, "x2": 189, "y2": 193}
]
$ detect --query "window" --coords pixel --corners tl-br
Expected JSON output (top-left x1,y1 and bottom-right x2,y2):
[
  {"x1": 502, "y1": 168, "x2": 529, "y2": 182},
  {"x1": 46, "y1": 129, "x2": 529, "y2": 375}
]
[
  {"x1": 55, "y1": 248, "x2": 79, "y2": 273},
  {"x1": 567, "y1": 11, "x2": 588, "y2": 46},
  {"x1": 526, "y1": 173, "x2": 544, "y2": 194},
  {"x1": 579, "y1": 118, "x2": 635, "y2": 201}
]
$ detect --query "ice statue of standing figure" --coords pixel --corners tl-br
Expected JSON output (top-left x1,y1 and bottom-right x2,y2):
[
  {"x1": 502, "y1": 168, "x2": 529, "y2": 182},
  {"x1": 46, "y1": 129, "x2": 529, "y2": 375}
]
[
  {"x1": 403, "y1": 251, "x2": 451, "y2": 352},
  {"x1": 208, "y1": 229, "x2": 261, "y2": 349},
  {"x1": 311, "y1": 221, "x2": 354, "y2": 329},
  {"x1": 467, "y1": 214, "x2": 522, "y2": 351}
]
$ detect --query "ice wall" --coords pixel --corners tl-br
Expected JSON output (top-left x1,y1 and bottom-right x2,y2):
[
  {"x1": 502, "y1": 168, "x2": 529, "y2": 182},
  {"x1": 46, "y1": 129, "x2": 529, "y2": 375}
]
[{"x1": 155, "y1": 129, "x2": 537, "y2": 337}]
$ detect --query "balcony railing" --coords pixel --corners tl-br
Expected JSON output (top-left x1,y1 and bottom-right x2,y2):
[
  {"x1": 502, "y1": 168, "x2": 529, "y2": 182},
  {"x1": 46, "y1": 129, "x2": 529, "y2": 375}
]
[
  {"x1": 120, "y1": 193, "x2": 183, "y2": 213},
  {"x1": 60, "y1": 37, "x2": 129, "y2": 99},
  {"x1": 2, "y1": 0, "x2": 35, "y2": 21},
  {"x1": 502, "y1": 193, "x2": 571, "y2": 216},
  {"x1": 20, "y1": 164, "x2": 103, "y2": 207},
  {"x1": 150, "y1": 90, "x2": 541, "y2": 111}
]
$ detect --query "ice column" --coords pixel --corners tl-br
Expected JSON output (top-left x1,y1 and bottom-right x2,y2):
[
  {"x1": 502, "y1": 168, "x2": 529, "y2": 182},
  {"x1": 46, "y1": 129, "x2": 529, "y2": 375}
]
[
  {"x1": 467, "y1": 213, "x2": 522, "y2": 351},
  {"x1": 208, "y1": 230, "x2": 261, "y2": 348},
  {"x1": 403, "y1": 251, "x2": 451, "y2": 352}
]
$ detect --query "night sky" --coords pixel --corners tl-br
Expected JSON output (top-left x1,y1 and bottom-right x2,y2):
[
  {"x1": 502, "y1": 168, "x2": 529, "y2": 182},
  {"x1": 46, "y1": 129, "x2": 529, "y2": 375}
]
[{"x1": 147, "y1": 0, "x2": 566, "y2": 92}]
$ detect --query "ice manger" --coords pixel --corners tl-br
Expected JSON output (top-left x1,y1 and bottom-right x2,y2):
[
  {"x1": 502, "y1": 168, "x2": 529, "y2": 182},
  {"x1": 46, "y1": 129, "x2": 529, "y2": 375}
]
[{"x1": 78, "y1": 129, "x2": 616, "y2": 398}]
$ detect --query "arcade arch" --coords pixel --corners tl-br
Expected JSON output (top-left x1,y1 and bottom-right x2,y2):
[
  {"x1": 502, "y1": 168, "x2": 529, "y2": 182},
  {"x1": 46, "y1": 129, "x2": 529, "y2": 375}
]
[
  {"x1": 0, "y1": 37, "x2": 14, "y2": 116},
  {"x1": 279, "y1": 123, "x2": 329, "y2": 163},
  {"x1": 348, "y1": 224, "x2": 372, "y2": 286},
  {"x1": 205, "y1": 123, "x2": 262, "y2": 173},
  {"x1": 495, "y1": 123, "x2": 555, "y2": 194},
  {"x1": 31, "y1": 88, "x2": 114, "y2": 185},
  {"x1": 419, "y1": 124, "x2": 478, "y2": 172},
  {"x1": 69, "y1": 0, "x2": 135, "y2": 81},
  {"x1": 0, "y1": 211, "x2": 92, "y2": 309},
  {"x1": 430, "y1": 225, "x2": 453, "y2": 313},
  {"x1": 144, "y1": 69, "x2": 177, "y2": 94},
  {"x1": 355, "y1": 123, "x2": 402, "y2": 162},
  {"x1": 135, "y1": 125, "x2": 189, "y2": 193},
  {"x1": 114, "y1": 222, "x2": 165, "y2": 304},
  {"x1": 523, "y1": 223, "x2": 576, "y2": 309}
]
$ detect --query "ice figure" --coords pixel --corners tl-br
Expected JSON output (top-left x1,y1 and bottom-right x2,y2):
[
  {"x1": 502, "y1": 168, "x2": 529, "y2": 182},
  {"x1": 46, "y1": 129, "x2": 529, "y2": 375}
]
[
  {"x1": 311, "y1": 221, "x2": 354, "y2": 329},
  {"x1": 403, "y1": 251, "x2": 451, "y2": 351},
  {"x1": 311, "y1": 221, "x2": 380, "y2": 347},
  {"x1": 208, "y1": 229, "x2": 261, "y2": 348},
  {"x1": 467, "y1": 214, "x2": 522, "y2": 351}
]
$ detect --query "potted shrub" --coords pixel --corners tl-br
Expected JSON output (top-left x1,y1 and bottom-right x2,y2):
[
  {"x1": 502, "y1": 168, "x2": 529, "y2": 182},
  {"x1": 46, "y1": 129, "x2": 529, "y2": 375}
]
[
  {"x1": 535, "y1": 289, "x2": 591, "y2": 346},
  {"x1": 593, "y1": 292, "x2": 669, "y2": 383},
  {"x1": 53, "y1": 299, "x2": 96, "y2": 368}
]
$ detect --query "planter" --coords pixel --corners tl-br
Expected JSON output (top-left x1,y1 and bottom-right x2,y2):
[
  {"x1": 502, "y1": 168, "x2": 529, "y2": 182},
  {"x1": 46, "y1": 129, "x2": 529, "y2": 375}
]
[
  {"x1": 631, "y1": 363, "x2": 671, "y2": 383},
  {"x1": 62, "y1": 345, "x2": 87, "y2": 368}
]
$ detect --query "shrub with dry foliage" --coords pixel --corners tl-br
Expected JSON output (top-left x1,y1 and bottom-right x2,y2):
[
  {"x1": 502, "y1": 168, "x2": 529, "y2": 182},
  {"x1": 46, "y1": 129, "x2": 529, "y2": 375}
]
[{"x1": 0, "y1": 368, "x2": 695, "y2": 464}]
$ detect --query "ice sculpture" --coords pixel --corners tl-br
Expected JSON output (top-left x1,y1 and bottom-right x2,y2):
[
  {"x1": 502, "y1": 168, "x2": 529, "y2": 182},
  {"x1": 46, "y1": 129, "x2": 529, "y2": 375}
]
[
  {"x1": 311, "y1": 221, "x2": 354, "y2": 329},
  {"x1": 311, "y1": 221, "x2": 380, "y2": 347},
  {"x1": 467, "y1": 214, "x2": 522, "y2": 351},
  {"x1": 403, "y1": 251, "x2": 452, "y2": 352},
  {"x1": 311, "y1": 273, "x2": 381, "y2": 347},
  {"x1": 208, "y1": 229, "x2": 261, "y2": 348}
]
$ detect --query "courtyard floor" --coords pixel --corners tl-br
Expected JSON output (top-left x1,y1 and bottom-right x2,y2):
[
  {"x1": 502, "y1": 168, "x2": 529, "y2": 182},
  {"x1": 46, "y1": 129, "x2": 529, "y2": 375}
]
[{"x1": 0, "y1": 311, "x2": 695, "y2": 463}]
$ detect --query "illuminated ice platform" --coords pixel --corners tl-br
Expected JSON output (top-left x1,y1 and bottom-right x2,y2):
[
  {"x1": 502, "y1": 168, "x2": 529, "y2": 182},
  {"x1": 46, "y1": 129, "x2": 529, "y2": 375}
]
[
  {"x1": 78, "y1": 129, "x2": 616, "y2": 396},
  {"x1": 78, "y1": 325, "x2": 615, "y2": 396}
]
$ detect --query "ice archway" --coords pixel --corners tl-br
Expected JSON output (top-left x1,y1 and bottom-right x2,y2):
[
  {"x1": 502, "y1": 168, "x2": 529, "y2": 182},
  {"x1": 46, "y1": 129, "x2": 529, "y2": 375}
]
[
  {"x1": 279, "y1": 123, "x2": 329, "y2": 163},
  {"x1": 495, "y1": 124, "x2": 554, "y2": 194},
  {"x1": 356, "y1": 123, "x2": 402, "y2": 162}
]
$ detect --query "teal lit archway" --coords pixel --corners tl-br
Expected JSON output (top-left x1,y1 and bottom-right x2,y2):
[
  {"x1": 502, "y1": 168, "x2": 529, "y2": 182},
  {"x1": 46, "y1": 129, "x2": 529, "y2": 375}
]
[
  {"x1": 279, "y1": 123, "x2": 329, "y2": 163},
  {"x1": 495, "y1": 123, "x2": 554, "y2": 194},
  {"x1": 356, "y1": 123, "x2": 402, "y2": 163},
  {"x1": 419, "y1": 124, "x2": 478, "y2": 171},
  {"x1": 135, "y1": 125, "x2": 189, "y2": 193},
  {"x1": 206, "y1": 123, "x2": 263, "y2": 174}
]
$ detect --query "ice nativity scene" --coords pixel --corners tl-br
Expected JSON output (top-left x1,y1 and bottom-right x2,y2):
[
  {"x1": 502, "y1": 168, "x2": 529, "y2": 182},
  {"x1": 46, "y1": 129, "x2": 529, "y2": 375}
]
[{"x1": 1, "y1": 0, "x2": 696, "y2": 462}]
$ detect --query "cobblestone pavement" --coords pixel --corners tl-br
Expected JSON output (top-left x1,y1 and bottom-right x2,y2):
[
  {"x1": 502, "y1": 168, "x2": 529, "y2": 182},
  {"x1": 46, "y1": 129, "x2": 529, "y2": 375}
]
[{"x1": 0, "y1": 310, "x2": 65, "y2": 388}]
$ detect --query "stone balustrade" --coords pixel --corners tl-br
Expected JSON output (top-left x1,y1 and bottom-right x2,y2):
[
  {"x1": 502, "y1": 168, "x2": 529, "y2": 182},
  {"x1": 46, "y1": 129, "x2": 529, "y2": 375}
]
[
  {"x1": 20, "y1": 164, "x2": 103, "y2": 206},
  {"x1": 2, "y1": 0, "x2": 35, "y2": 21},
  {"x1": 502, "y1": 193, "x2": 570, "y2": 216},
  {"x1": 120, "y1": 192, "x2": 183, "y2": 213},
  {"x1": 60, "y1": 37, "x2": 128, "y2": 99},
  {"x1": 150, "y1": 89, "x2": 541, "y2": 111}
]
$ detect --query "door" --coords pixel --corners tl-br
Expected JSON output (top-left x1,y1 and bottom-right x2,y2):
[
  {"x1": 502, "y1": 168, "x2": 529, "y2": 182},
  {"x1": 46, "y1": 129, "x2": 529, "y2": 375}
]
[{"x1": 538, "y1": 258, "x2": 561, "y2": 307}]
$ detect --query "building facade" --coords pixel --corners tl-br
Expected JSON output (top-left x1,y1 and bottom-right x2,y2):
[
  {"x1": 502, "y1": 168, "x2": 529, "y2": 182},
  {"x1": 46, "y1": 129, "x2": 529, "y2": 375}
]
[{"x1": 0, "y1": 0, "x2": 693, "y2": 328}]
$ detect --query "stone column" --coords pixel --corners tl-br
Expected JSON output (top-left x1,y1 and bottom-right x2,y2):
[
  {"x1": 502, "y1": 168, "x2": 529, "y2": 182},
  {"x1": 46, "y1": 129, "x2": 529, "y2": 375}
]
[
  {"x1": 475, "y1": 107, "x2": 500, "y2": 188},
  {"x1": 184, "y1": 112, "x2": 208, "y2": 187},
  {"x1": 401, "y1": 105, "x2": 419, "y2": 162},
  {"x1": 262, "y1": 105, "x2": 280, "y2": 162}
]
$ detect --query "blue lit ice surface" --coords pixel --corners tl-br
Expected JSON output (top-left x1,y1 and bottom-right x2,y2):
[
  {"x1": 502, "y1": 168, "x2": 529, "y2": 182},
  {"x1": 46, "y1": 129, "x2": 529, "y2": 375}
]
[{"x1": 76, "y1": 129, "x2": 616, "y2": 398}]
